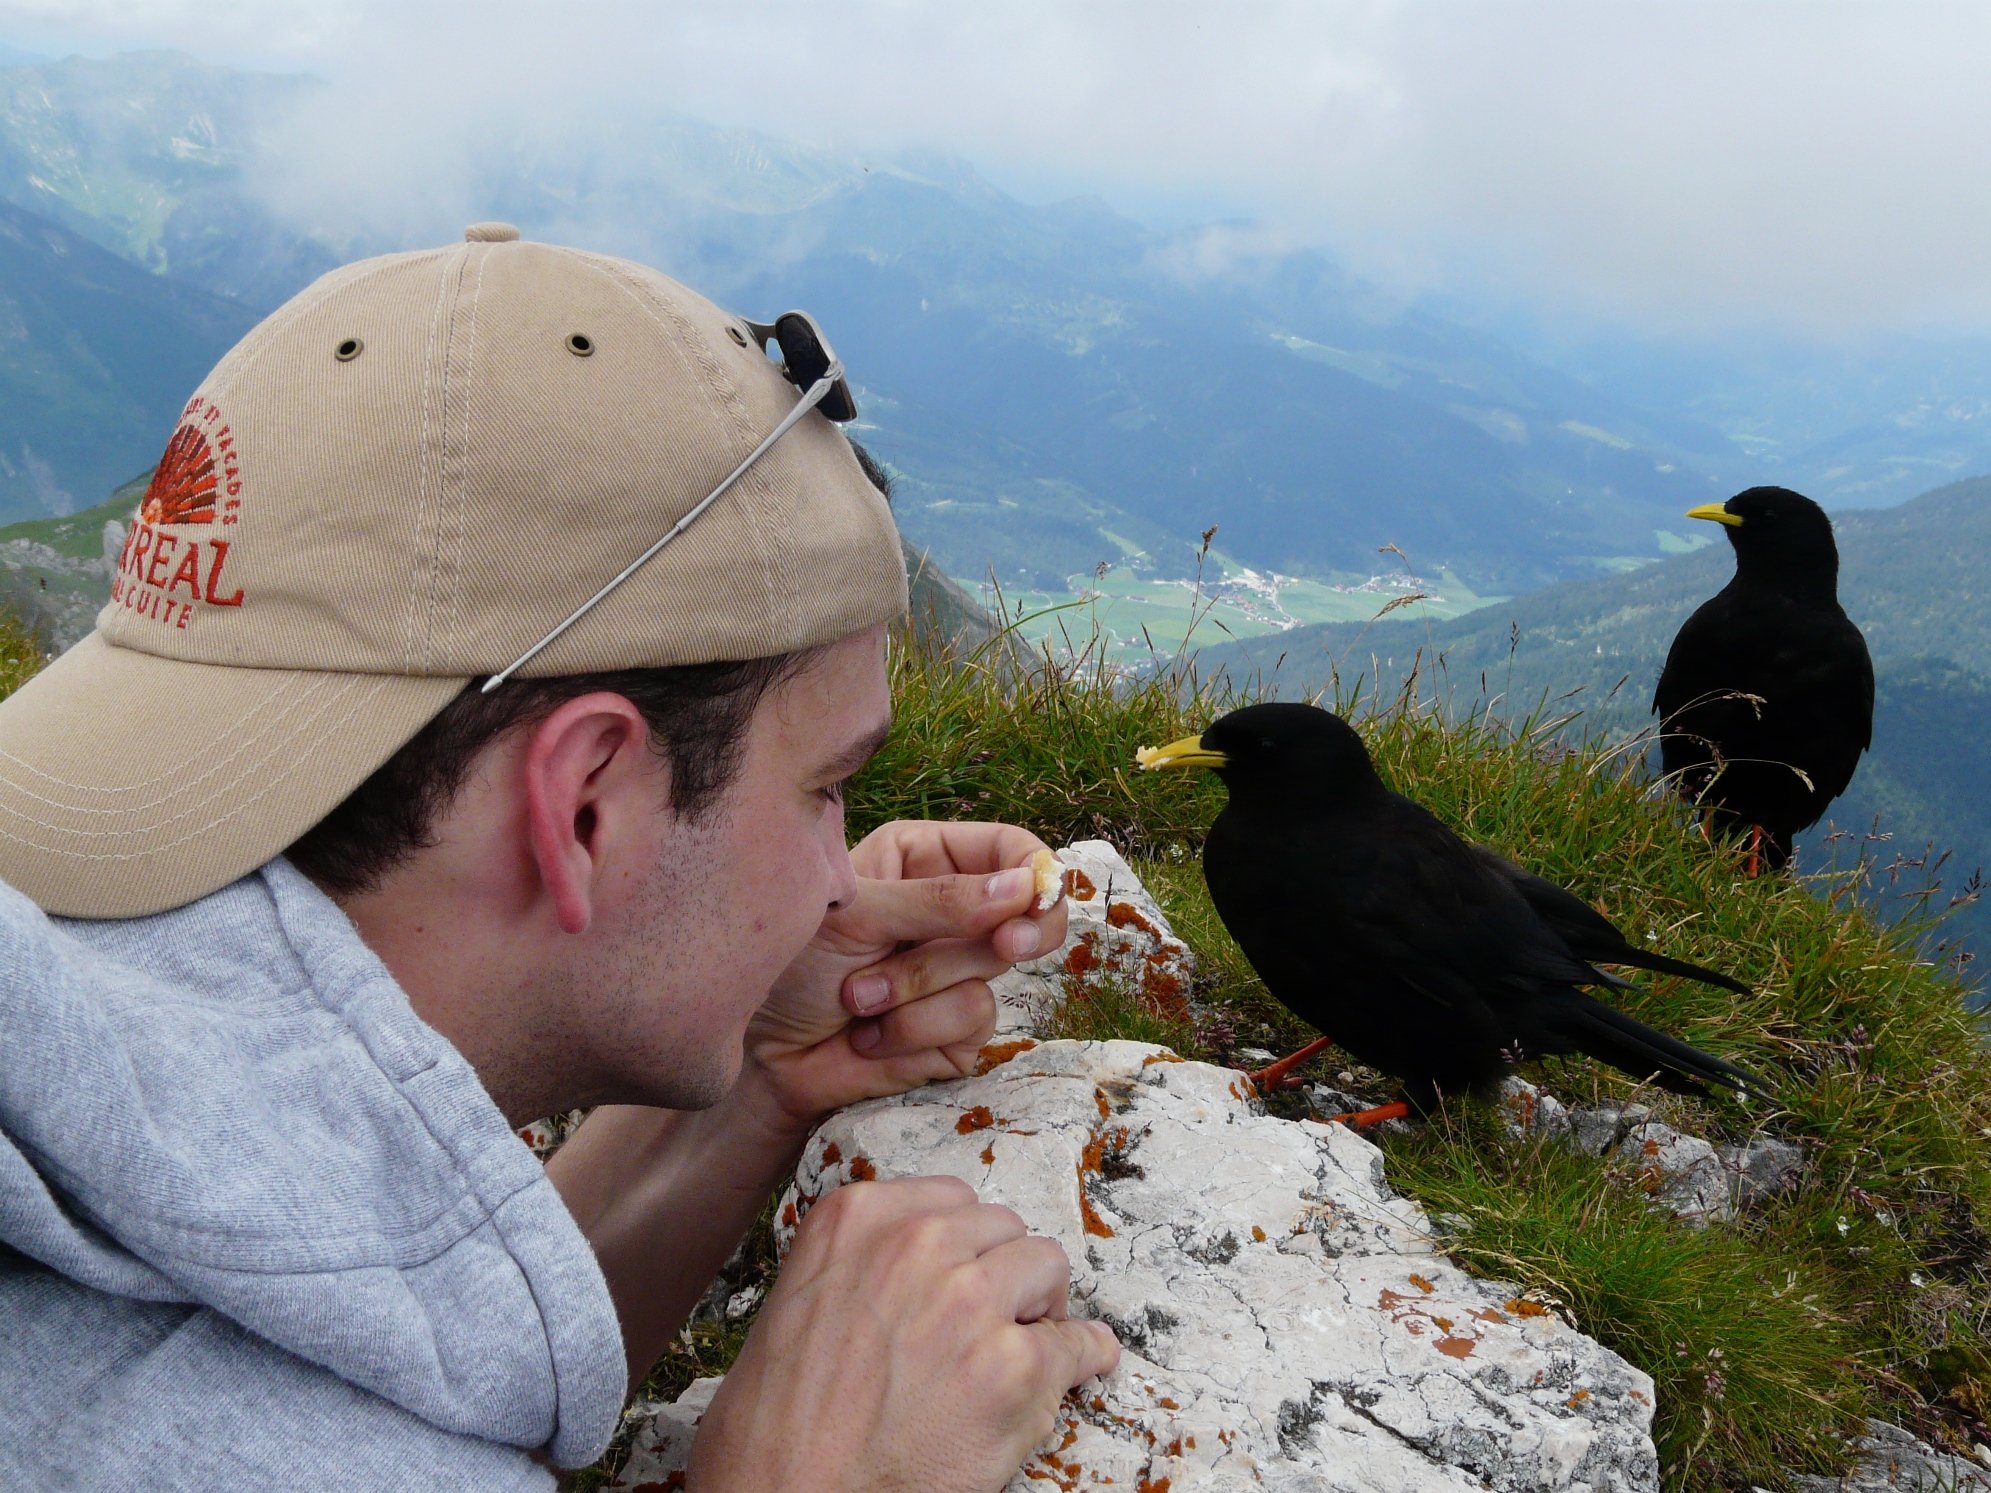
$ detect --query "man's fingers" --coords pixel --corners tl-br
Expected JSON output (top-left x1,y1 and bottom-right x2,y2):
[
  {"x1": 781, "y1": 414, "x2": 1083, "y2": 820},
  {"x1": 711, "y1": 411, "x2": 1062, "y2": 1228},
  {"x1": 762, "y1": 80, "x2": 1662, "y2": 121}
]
[
  {"x1": 834, "y1": 869, "x2": 1042, "y2": 953},
  {"x1": 799, "y1": 1173, "x2": 979, "y2": 1236},
  {"x1": 844, "y1": 935, "x2": 1009, "y2": 1017},
  {"x1": 850, "y1": 979, "x2": 996, "y2": 1062},
  {"x1": 977, "y1": 1234, "x2": 1077, "y2": 1325},
  {"x1": 1030, "y1": 1315, "x2": 1122, "y2": 1388},
  {"x1": 850, "y1": 820, "x2": 1052, "y2": 883}
]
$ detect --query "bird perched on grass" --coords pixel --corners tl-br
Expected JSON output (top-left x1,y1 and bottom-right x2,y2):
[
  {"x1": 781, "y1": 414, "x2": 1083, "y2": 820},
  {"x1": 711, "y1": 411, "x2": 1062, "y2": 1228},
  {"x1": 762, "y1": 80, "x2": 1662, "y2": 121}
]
[
  {"x1": 1138, "y1": 702, "x2": 1761, "y2": 1119},
  {"x1": 1654, "y1": 486, "x2": 1874, "y2": 874}
]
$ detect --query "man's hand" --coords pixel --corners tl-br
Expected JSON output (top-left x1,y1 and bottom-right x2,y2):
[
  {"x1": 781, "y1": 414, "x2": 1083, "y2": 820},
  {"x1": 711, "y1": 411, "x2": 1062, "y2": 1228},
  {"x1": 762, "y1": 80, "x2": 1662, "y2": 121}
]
[
  {"x1": 742, "y1": 821, "x2": 1068, "y2": 1131},
  {"x1": 689, "y1": 1176, "x2": 1119, "y2": 1492}
]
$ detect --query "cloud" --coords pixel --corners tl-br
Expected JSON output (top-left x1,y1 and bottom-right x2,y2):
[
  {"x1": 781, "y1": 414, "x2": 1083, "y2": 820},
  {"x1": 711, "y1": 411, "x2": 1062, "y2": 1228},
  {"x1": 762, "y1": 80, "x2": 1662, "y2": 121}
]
[{"x1": 5, "y1": 0, "x2": 1990, "y2": 335}]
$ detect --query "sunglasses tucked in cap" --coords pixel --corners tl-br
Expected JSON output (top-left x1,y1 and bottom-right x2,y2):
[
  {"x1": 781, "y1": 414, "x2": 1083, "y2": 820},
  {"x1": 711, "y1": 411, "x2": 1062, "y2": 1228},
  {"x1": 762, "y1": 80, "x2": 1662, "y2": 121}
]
[{"x1": 0, "y1": 222, "x2": 907, "y2": 919}]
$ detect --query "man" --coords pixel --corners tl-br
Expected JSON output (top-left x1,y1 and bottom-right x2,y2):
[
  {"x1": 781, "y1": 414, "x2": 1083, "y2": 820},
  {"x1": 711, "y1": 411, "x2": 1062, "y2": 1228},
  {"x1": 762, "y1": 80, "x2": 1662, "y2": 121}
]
[{"x1": 0, "y1": 224, "x2": 1118, "y2": 1489}]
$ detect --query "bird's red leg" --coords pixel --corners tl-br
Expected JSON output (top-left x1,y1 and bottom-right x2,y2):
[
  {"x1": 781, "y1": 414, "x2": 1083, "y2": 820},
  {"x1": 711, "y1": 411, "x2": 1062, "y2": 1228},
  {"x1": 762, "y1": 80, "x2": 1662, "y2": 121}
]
[
  {"x1": 1326, "y1": 1100, "x2": 1413, "y2": 1130},
  {"x1": 1246, "y1": 1034, "x2": 1337, "y2": 1092},
  {"x1": 1745, "y1": 824, "x2": 1763, "y2": 879}
]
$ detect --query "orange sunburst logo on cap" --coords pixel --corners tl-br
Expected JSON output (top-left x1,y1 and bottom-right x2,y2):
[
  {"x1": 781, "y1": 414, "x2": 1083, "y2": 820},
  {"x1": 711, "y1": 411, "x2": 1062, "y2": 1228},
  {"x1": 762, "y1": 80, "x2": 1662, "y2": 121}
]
[{"x1": 140, "y1": 424, "x2": 219, "y2": 525}]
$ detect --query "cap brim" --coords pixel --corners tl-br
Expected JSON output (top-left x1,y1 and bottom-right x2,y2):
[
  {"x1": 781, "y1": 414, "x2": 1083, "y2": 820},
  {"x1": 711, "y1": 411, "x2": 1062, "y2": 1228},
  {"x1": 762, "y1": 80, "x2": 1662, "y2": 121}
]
[{"x1": 0, "y1": 634, "x2": 467, "y2": 918}]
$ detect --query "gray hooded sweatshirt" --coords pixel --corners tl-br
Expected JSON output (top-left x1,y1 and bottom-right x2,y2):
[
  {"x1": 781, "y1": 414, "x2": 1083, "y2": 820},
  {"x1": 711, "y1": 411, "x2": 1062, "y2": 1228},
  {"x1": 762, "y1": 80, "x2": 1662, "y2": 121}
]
[{"x1": 0, "y1": 858, "x2": 627, "y2": 1489}]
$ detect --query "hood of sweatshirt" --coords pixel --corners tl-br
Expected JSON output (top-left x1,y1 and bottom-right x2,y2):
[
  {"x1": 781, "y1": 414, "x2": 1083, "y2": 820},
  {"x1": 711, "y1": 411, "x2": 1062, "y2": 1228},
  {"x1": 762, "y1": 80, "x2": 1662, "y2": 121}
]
[{"x1": 0, "y1": 858, "x2": 624, "y2": 1467}]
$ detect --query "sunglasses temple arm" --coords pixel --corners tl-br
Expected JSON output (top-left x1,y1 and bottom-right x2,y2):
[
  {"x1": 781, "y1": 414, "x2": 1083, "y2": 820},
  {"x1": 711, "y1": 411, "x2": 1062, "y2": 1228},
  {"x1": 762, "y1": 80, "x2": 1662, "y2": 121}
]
[{"x1": 481, "y1": 368, "x2": 842, "y2": 693}]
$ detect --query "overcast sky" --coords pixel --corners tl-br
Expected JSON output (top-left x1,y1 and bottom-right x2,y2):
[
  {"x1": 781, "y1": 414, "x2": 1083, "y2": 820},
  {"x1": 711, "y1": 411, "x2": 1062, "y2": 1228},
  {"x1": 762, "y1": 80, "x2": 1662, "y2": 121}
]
[{"x1": 5, "y1": 0, "x2": 1990, "y2": 339}]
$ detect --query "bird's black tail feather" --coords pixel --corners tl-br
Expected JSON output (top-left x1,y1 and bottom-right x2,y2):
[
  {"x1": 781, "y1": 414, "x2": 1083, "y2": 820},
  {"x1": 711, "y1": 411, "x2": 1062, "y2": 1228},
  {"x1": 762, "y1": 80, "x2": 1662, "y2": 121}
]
[
  {"x1": 1605, "y1": 948, "x2": 1751, "y2": 997},
  {"x1": 1559, "y1": 997, "x2": 1765, "y2": 1098}
]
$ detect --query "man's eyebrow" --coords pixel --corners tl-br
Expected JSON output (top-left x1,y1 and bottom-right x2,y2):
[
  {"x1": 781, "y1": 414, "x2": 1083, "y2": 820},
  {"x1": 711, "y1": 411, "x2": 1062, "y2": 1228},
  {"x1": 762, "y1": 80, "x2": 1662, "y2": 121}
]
[{"x1": 818, "y1": 715, "x2": 893, "y2": 780}]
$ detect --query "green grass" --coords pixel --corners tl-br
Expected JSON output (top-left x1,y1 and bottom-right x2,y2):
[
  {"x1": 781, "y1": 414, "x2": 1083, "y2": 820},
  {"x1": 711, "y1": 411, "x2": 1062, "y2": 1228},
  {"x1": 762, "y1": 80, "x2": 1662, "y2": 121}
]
[
  {"x1": 844, "y1": 616, "x2": 1991, "y2": 1490},
  {"x1": 0, "y1": 607, "x2": 46, "y2": 697}
]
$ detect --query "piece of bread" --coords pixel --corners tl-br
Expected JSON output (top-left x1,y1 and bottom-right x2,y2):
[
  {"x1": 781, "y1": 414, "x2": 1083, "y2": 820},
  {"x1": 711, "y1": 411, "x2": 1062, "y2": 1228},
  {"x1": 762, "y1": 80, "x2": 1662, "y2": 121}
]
[
  {"x1": 1135, "y1": 744, "x2": 1163, "y2": 769},
  {"x1": 1030, "y1": 848, "x2": 1065, "y2": 911}
]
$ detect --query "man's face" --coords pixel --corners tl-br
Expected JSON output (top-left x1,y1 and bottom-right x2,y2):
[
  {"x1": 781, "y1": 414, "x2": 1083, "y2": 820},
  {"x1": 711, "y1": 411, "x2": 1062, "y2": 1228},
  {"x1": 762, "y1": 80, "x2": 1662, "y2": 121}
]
[{"x1": 579, "y1": 624, "x2": 891, "y2": 1108}]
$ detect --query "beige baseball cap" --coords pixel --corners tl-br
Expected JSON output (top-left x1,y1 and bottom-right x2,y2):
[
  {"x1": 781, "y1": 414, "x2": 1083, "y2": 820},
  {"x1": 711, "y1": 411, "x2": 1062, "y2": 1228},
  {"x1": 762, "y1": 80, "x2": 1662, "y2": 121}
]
[{"x1": 0, "y1": 224, "x2": 907, "y2": 918}]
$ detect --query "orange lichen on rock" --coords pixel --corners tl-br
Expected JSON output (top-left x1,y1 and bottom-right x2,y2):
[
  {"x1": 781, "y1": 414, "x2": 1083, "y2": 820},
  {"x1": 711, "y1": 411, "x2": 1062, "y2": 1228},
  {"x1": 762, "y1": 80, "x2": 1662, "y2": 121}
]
[
  {"x1": 1136, "y1": 1476, "x2": 1173, "y2": 1493},
  {"x1": 956, "y1": 1106, "x2": 996, "y2": 1134},
  {"x1": 1076, "y1": 1124, "x2": 1133, "y2": 1238},
  {"x1": 1505, "y1": 1296, "x2": 1551, "y2": 1318},
  {"x1": 1251, "y1": 1225, "x2": 1267, "y2": 1242},
  {"x1": 1067, "y1": 867, "x2": 1098, "y2": 900},
  {"x1": 1078, "y1": 1184, "x2": 1115, "y2": 1238},
  {"x1": 1380, "y1": 1285, "x2": 1482, "y2": 1361},
  {"x1": 1064, "y1": 937, "x2": 1098, "y2": 977},
  {"x1": 780, "y1": 1200, "x2": 797, "y2": 1227},
  {"x1": 975, "y1": 1038, "x2": 1038, "y2": 1074},
  {"x1": 848, "y1": 1156, "x2": 877, "y2": 1182},
  {"x1": 1567, "y1": 1389, "x2": 1592, "y2": 1409},
  {"x1": 1138, "y1": 956, "x2": 1189, "y2": 1018},
  {"x1": 980, "y1": 1143, "x2": 996, "y2": 1166},
  {"x1": 1140, "y1": 1051, "x2": 1184, "y2": 1067},
  {"x1": 1409, "y1": 1273, "x2": 1436, "y2": 1293},
  {"x1": 821, "y1": 1141, "x2": 841, "y2": 1165},
  {"x1": 1106, "y1": 901, "x2": 1159, "y2": 936}
]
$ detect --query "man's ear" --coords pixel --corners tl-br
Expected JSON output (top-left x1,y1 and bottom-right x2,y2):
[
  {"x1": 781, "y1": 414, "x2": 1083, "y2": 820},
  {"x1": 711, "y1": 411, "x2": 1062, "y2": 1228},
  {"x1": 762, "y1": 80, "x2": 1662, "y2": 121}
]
[{"x1": 520, "y1": 693, "x2": 664, "y2": 935}]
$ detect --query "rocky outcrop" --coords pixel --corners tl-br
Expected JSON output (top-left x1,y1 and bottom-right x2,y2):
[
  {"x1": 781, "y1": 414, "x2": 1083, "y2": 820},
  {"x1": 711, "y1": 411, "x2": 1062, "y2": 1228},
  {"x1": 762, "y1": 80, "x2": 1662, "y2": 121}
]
[
  {"x1": 616, "y1": 1040, "x2": 1662, "y2": 1490},
  {"x1": 1783, "y1": 1419, "x2": 1991, "y2": 1492}
]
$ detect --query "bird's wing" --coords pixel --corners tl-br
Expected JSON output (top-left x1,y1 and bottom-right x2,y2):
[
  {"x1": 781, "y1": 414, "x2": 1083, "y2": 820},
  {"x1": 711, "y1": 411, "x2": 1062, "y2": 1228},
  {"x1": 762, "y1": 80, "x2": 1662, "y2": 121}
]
[
  {"x1": 1474, "y1": 847, "x2": 1750, "y2": 995},
  {"x1": 1653, "y1": 591, "x2": 1732, "y2": 723},
  {"x1": 1354, "y1": 795, "x2": 1608, "y2": 995}
]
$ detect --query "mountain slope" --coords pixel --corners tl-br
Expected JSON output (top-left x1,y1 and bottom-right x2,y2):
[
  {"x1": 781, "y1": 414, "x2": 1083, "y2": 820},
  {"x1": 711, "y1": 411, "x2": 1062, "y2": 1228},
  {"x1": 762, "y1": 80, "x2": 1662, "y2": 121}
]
[
  {"x1": 0, "y1": 50, "x2": 1744, "y2": 596},
  {"x1": 0, "y1": 50, "x2": 336, "y2": 306},
  {"x1": 0, "y1": 198, "x2": 253, "y2": 521}
]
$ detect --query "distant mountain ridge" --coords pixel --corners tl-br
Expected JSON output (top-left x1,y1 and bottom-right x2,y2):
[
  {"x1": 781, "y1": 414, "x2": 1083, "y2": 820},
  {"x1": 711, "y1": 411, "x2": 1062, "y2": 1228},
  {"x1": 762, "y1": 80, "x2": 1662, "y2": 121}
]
[
  {"x1": 0, "y1": 48, "x2": 1740, "y2": 592},
  {"x1": 0, "y1": 197, "x2": 252, "y2": 519}
]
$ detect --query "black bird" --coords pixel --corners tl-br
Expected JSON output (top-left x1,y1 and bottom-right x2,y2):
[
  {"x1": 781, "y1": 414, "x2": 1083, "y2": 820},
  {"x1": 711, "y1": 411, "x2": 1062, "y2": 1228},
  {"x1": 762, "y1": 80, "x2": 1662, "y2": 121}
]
[
  {"x1": 1139, "y1": 702, "x2": 1760, "y2": 1116},
  {"x1": 1654, "y1": 486, "x2": 1874, "y2": 873}
]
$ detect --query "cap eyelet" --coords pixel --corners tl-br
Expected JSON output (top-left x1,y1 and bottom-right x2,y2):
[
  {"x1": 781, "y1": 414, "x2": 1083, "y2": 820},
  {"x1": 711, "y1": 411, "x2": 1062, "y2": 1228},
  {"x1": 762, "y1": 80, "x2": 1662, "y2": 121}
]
[
  {"x1": 566, "y1": 333, "x2": 595, "y2": 357},
  {"x1": 725, "y1": 325, "x2": 750, "y2": 347},
  {"x1": 334, "y1": 337, "x2": 363, "y2": 362}
]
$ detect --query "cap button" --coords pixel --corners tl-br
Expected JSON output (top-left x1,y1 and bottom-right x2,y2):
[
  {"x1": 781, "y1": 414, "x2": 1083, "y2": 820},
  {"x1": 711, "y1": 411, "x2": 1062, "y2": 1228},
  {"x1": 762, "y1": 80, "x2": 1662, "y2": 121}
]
[{"x1": 464, "y1": 222, "x2": 521, "y2": 243}]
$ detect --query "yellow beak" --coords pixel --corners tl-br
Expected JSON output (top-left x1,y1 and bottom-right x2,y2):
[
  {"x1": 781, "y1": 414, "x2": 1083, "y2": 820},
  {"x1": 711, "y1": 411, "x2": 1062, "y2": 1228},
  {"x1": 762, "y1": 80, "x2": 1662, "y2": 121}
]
[
  {"x1": 1136, "y1": 733, "x2": 1229, "y2": 771},
  {"x1": 1686, "y1": 502, "x2": 1744, "y2": 528}
]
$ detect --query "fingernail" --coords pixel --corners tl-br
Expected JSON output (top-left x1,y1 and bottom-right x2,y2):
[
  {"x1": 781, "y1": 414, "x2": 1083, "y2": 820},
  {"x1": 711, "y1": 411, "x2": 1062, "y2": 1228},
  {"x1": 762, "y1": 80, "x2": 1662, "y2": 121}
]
[
  {"x1": 988, "y1": 867, "x2": 1032, "y2": 900},
  {"x1": 851, "y1": 1019, "x2": 883, "y2": 1052},
  {"x1": 1010, "y1": 921, "x2": 1042, "y2": 957},
  {"x1": 850, "y1": 975, "x2": 891, "y2": 1014}
]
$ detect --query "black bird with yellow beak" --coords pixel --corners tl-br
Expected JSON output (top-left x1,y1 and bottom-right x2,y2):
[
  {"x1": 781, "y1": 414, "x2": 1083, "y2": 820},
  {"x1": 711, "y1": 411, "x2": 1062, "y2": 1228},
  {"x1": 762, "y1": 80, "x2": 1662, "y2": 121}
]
[
  {"x1": 1141, "y1": 702, "x2": 1760, "y2": 1117},
  {"x1": 1654, "y1": 486, "x2": 1873, "y2": 874}
]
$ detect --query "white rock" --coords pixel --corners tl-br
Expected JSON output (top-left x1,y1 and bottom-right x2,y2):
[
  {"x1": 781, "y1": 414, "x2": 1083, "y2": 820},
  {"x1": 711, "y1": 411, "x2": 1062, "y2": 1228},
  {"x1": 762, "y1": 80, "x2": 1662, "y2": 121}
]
[
  {"x1": 613, "y1": 1375, "x2": 722, "y2": 1487},
  {"x1": 1498, "y1": 1077, "x2": 1573, "y2": 1141},
  {"x1": 1718, "y1": 1136, "x2": 1806, "y2": 1211},
  {"x1": 987, "y1": 839, "x2": 1195, "y2": 1034},
  {"x1": 616, "y1": 1040, "x2": 1660, "y2": 1491},
  {"x1": 1609, "y1": 1116, "x2": 1732, "y2": 1226},
  {"x1": 1787, "y1": 1418, "x2": 1991, "y2": 1492}
]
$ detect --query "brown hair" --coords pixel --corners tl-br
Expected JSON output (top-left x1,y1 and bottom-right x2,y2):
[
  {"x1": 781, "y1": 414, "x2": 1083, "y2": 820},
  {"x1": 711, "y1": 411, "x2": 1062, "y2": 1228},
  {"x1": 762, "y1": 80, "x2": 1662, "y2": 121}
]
[{"x1": 286, "y1": 653, "x2": 820, "y2": 896}]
